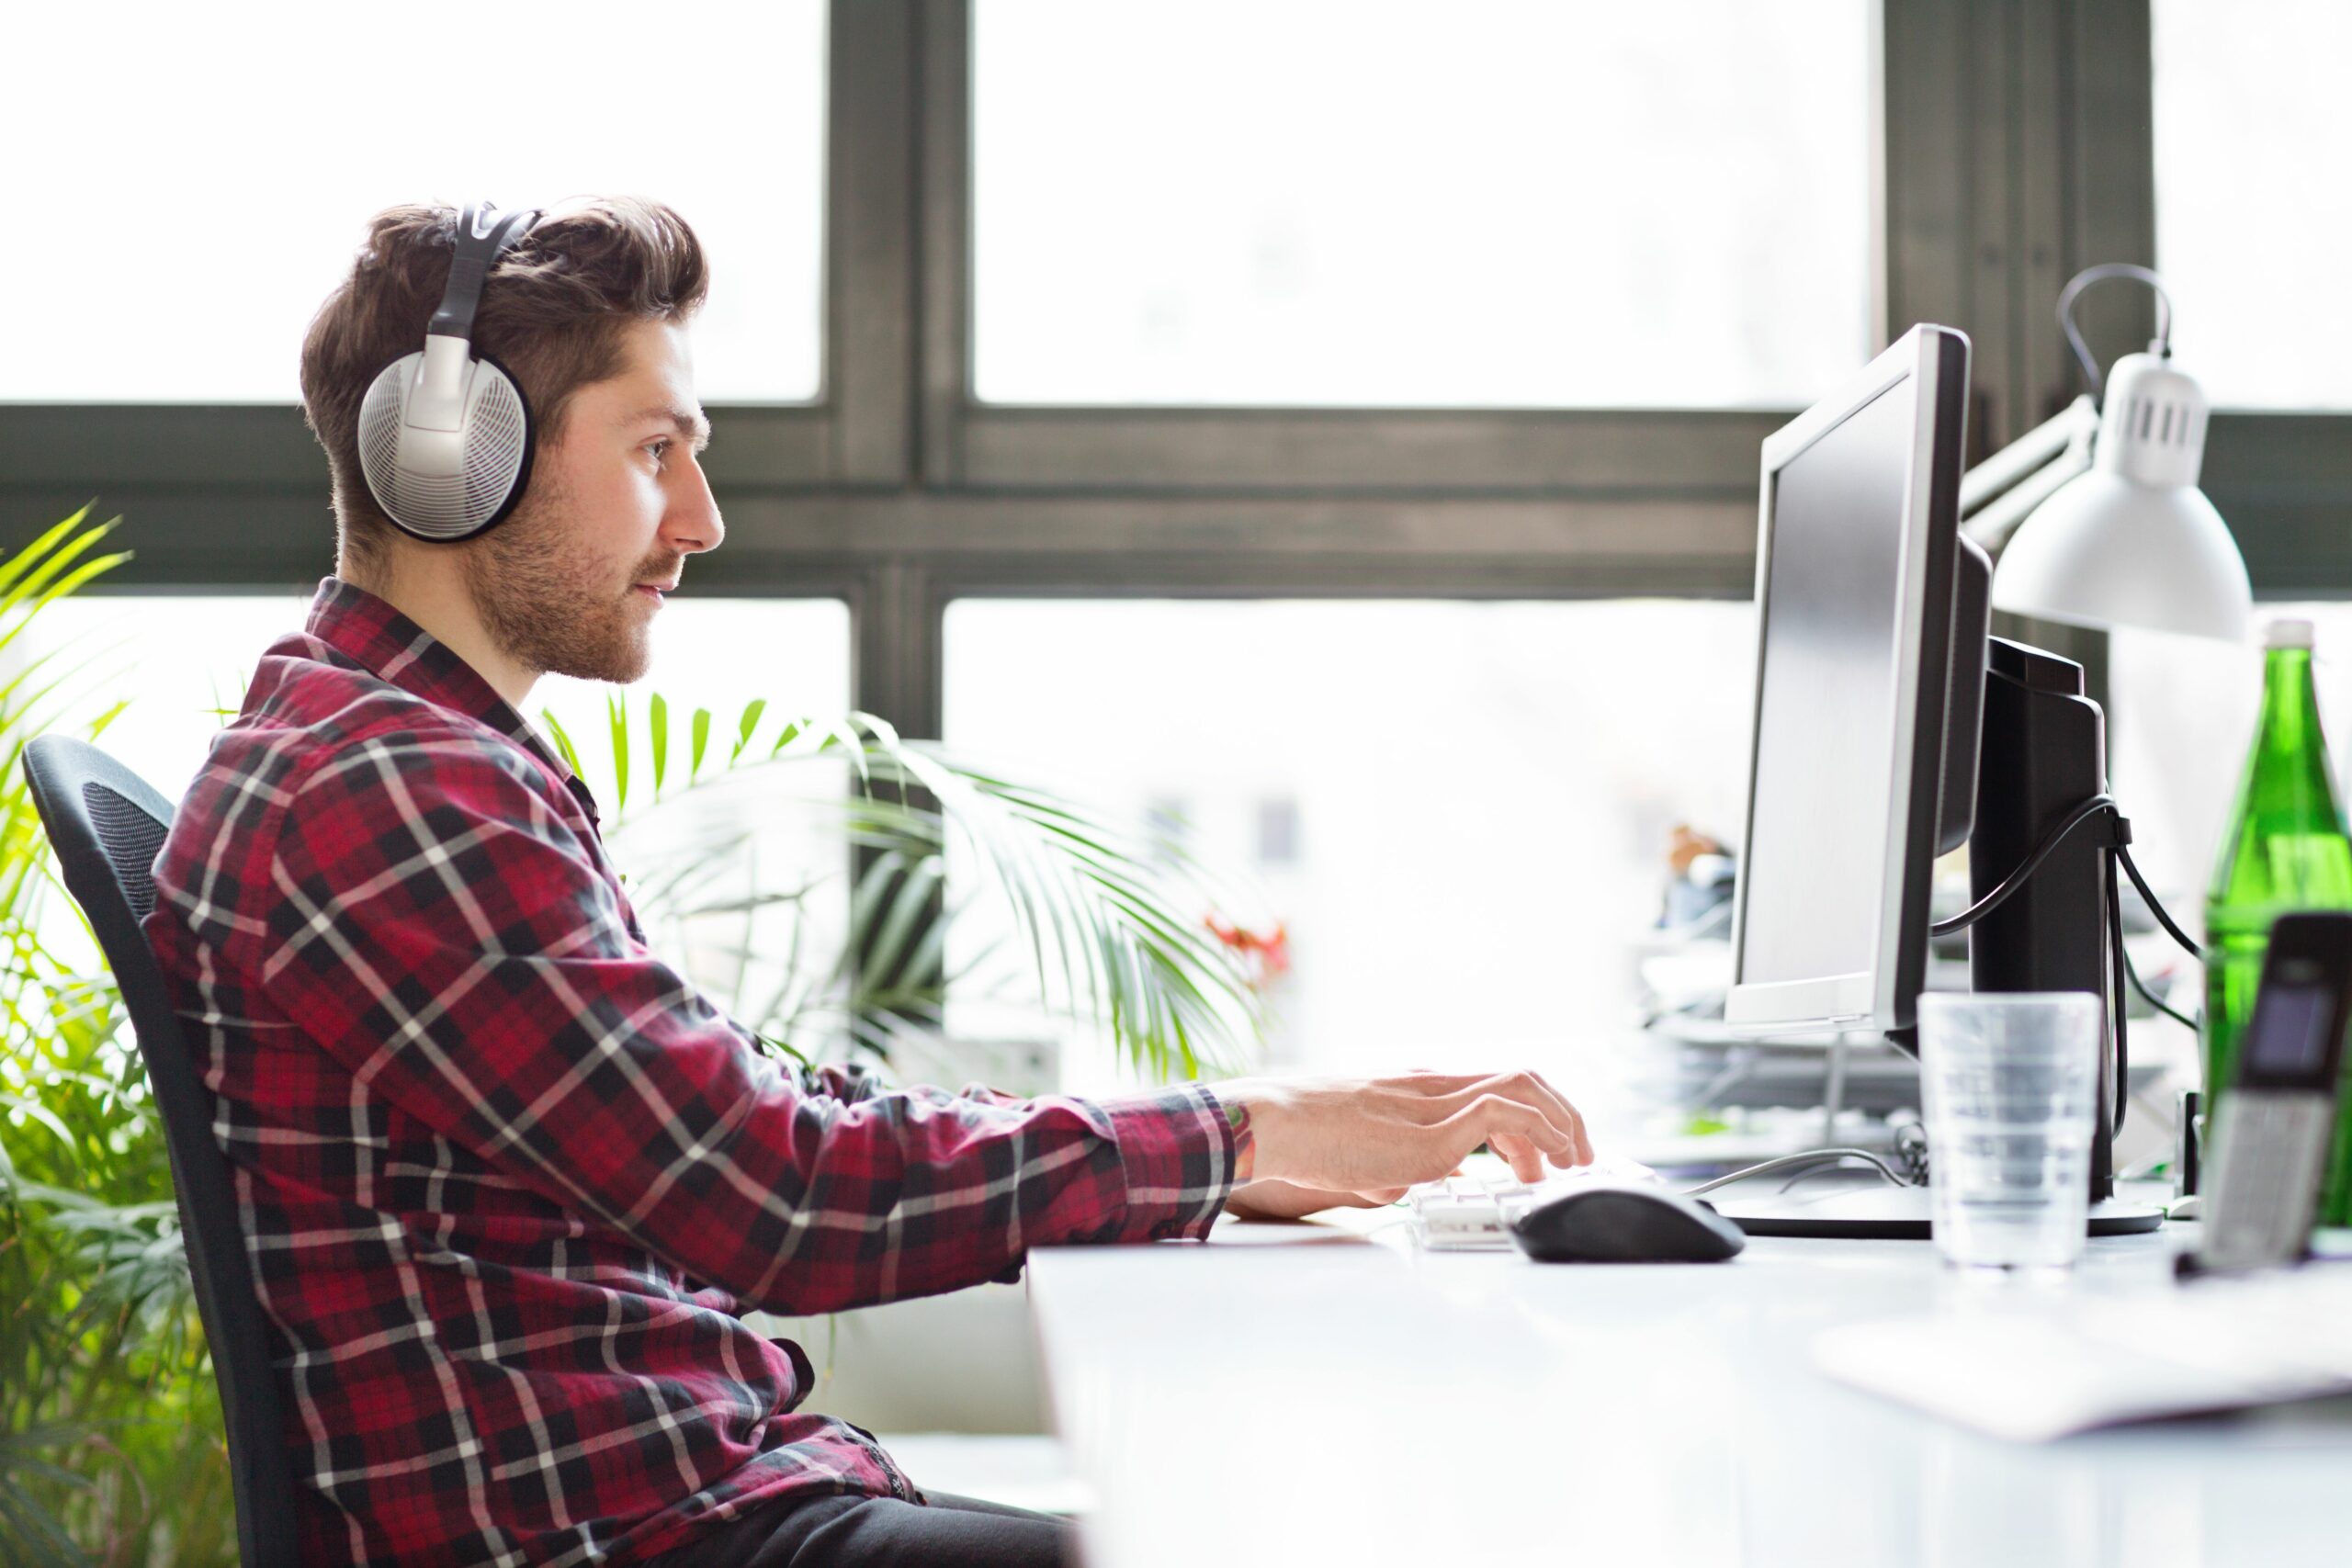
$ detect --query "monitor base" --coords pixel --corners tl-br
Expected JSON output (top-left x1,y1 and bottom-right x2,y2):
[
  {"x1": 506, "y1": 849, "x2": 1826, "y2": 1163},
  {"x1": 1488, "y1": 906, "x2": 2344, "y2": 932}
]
[{"x1": 1708, "y1": 1183, "x2": 2165, "y2": 1240}]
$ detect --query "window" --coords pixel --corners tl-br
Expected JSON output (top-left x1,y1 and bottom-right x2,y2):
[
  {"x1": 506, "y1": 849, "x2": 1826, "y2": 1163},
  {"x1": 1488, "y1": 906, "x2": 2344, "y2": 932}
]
[
  {"x1": 28, "y1": 594, "x2": 315, "y2": 806},
  {"x1": 944, "y1": 599, "x2": 1757, "y2": 1087},
  {"x1": 5, "y1": 4, "x2": 2275, "y2": 1077},
  {"x1": 534, "y1": 597, "x2": 854, "y2": 776},
  {"x1": 5, "y1": 1, "x2": 826, "y2": 403},
  {"x1": 20, "y1": 595, "x2": 853, "y2": 992},
  {"x1": 972, "y1": 0, "x2": 1874, "y2": 407},
  {"x1": 23, "y1": 594, "x2": 849, "y2": 809},
  {"x1": 2153, "y1": 0, "x2": 2352, "y2": 409}
]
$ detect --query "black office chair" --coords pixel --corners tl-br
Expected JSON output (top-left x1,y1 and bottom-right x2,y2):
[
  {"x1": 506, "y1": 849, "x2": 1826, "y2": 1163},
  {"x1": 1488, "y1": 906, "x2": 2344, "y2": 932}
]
[{"x1": 22, "y1": 735, "x2": 299, "y2": 1568}]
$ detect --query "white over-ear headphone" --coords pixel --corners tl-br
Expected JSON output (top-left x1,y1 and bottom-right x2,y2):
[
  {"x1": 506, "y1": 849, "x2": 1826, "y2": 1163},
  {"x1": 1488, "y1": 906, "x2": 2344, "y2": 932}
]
[{"x1": 356, "y1": 200, "x2": 542, "y2": 542}]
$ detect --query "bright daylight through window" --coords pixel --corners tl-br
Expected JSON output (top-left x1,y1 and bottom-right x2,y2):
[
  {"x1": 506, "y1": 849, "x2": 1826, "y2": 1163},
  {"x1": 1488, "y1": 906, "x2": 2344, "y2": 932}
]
[
  {"x1": 944, "y1": 600, "x2": 1757, "y2": 1103},
  {"x1": 3, "y1": 1, "x2": 826, "y2": 402},
  {"x1": 2153, "y1": 0, "x2": 2352, "y2": 408},
  {"x1": 974, "y1": 0, "x2": 1874, "y2": 407},
  {"x1": 11, "y1": 595, "x2": 852, "y2": 983}
]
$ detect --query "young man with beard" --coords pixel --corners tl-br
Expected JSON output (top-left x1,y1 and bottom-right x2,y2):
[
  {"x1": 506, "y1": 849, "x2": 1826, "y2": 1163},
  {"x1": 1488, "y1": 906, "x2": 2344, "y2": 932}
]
[{"x1": 143, "y1": 197, "x2": 1593, "y2": 1567}]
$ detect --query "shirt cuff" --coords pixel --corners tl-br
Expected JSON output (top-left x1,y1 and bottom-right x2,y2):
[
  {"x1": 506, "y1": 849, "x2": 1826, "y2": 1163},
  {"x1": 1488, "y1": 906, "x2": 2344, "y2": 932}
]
[{"x1": 1090, "y1": 1084, "x2": 1242, "y2": 1242}]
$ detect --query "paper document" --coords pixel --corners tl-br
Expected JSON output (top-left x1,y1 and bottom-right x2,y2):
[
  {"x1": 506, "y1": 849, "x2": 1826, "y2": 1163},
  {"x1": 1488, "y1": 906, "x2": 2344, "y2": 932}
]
[{"x1": 1812, "y1": 1268, "x2": 2352, "y2": 1442}]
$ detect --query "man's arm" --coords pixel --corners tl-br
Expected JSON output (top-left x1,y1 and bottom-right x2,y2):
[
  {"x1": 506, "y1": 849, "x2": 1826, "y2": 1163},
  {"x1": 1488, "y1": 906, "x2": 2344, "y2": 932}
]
[
  {"x1": 256, "y1": 728, "x2": 1237, "y2": 1315},
  {"x1": 797, "y1": 1060, "x2": 1027, "y2": 1112}
]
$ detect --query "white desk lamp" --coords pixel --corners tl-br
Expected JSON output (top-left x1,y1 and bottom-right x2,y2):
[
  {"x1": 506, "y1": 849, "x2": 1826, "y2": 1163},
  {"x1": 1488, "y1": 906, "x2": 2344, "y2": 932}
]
[{"x1": 1961, "y1": 264, "x2": 2253, "y2": 643}]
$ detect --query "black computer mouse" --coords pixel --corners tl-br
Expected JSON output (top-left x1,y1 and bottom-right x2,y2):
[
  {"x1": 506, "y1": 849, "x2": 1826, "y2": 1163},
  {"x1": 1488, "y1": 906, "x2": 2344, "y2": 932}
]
[{"x1": 1508, "y1": 1184, "x2": 1747, "y2": 1264}]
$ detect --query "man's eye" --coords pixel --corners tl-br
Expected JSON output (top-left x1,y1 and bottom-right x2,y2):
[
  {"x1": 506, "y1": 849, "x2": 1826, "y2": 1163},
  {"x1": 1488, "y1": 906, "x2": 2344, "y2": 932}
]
[{"x1": 646, "y1": 438, "x2": 672, "y2": 465}]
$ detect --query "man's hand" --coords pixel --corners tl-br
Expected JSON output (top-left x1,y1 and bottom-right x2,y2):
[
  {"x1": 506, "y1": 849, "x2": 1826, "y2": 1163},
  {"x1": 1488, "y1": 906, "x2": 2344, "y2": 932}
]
[{"x1": 1214, "y1": 1068, "x2": 1593, "y2": 1199}]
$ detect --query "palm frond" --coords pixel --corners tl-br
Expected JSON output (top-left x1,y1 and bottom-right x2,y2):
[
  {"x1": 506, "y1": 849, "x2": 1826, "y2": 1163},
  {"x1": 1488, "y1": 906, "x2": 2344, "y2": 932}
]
[{"x1": 546, "y1": 693, "x2": 1271, "y2": 1080}]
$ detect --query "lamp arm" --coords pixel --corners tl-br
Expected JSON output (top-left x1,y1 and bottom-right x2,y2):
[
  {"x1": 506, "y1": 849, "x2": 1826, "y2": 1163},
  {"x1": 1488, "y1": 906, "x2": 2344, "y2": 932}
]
[
  {"x1": 1960, "y1": 395, "x2": 2100, "y2": 551},
  {"x1": 1964, "y1": 446, "x2": 2096, "y2": 553}
]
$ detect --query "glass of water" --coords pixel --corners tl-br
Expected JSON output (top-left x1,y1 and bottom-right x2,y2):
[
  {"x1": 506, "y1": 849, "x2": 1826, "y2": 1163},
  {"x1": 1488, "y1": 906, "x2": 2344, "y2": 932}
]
[{"x1": 1917, "y1": 992, "x2": 2103, "y2": 1269}]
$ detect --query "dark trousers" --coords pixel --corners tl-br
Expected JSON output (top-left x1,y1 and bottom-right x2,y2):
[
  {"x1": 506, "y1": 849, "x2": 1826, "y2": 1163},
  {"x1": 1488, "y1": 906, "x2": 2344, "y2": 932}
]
[{"x1": 651, "y1": 1489, "x2": 1073, "y2": 1567}]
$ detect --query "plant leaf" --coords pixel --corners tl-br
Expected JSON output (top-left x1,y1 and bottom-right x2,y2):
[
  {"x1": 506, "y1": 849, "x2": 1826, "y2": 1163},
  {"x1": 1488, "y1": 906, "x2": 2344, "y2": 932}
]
[
  {"x1": 539, "y1": 707, "x2": 584, "y2": 779},
  {"x1": 731, "y1": 698, "x2": 767, "y2": 763},
  {"x1": 649, "y1": 692, "x2": 669, "y2": 799},
  {"x1": 606, "y1": 690, "x2": 630, "y2": 814}
]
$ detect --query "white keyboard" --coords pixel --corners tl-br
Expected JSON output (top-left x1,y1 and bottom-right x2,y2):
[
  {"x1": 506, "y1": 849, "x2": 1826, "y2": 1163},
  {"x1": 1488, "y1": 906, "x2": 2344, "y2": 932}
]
[{"x1": 1408, "y1": 1154, "x2": 1666, "y2": 1250}]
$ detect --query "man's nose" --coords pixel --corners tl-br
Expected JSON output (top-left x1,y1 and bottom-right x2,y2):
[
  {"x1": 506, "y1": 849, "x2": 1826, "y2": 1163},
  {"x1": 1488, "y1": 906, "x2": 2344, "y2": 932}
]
[{"x1": 666, "y1": 457, "x2": 725, "y2": 555}]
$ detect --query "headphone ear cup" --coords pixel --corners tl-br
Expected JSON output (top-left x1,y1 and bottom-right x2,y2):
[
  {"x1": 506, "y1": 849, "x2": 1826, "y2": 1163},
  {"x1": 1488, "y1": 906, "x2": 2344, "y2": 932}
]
[
  {"x1": 453, "y1": 355, "x2": 534, "y2": 535},
  {"x1": 355, "y1": 350, "x2": 535, "y2": 543},
  {"x1": 356, "y1": 353, "x2": 420, "y2": 525}
]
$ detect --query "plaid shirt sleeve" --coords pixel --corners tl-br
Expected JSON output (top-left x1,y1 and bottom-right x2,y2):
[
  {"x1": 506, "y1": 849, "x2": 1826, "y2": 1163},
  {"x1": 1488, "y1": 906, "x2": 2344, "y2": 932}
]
[{"x1": 258, "y1": 724, "x2": 1238, "y2": 1315}]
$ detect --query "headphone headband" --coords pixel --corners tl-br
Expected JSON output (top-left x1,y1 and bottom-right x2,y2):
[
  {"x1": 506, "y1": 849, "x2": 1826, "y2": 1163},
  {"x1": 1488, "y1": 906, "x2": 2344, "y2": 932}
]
[{"x1": 427, "y1": 201, "x2": 540, "y2": 342}]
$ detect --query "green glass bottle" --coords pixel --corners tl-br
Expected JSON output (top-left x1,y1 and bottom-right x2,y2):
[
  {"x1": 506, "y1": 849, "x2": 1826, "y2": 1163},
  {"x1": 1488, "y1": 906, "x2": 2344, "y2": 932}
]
[{"x1": 2204, "y1": 617, "x2": 2352, "y2": 1221}]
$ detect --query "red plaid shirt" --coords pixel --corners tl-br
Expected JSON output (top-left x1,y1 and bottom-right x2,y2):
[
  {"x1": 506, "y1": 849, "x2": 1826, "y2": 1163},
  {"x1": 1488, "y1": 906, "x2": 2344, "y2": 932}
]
[{"x1": 144, "y1": 579, "x2": 1239, "y2": 1566}]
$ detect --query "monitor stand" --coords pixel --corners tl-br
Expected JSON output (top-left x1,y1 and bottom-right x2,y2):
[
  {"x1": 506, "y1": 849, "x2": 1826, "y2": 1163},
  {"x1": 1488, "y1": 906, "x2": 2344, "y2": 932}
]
[{"x1": 1705, "y1": 1183, "x2": 2165, "y2": 1240}]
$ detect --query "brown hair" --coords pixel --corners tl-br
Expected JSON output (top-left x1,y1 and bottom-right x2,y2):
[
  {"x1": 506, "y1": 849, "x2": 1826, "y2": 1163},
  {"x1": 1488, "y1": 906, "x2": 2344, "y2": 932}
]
[{"x1": 300, "y1": 197, "x2": 710, "y2": 579}]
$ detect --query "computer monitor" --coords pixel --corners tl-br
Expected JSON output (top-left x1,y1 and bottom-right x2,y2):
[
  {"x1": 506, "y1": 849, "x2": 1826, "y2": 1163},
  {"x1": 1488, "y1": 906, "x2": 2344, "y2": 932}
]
[
  {"x1": 1712, "y1": 322, "x2": 2163, "y2": 1239},
  {"x1": 1724, "y1": 323, "x2": 1977, "y2": 1041}
]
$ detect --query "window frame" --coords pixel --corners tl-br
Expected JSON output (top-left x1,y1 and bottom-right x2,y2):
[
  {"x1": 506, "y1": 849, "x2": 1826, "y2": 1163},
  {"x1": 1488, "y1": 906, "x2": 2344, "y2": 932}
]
[{"x1": 0, "y1": 0, "x2": 2340, "y2": 743}]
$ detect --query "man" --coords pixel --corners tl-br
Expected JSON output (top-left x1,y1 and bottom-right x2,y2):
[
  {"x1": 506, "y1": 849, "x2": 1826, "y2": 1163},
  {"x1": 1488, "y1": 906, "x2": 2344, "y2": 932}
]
[{"x1": 145, "y1": 197, "x2": 1592, "y2": 1567}]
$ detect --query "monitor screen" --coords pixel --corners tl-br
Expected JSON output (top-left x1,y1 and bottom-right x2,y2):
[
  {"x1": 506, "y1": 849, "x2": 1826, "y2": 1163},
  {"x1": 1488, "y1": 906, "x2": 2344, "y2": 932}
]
[
  {"x1": 1737, "y1": 378, "x2": 1917, "y2": 995},
  {"x1": 1724, "y1": 322, "x2": 1972, "y2": 1038}
]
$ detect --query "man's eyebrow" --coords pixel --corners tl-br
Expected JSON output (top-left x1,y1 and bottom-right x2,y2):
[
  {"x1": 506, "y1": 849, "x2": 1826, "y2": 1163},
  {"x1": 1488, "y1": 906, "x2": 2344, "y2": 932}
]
[{"x1": 629, "y1": 404, "x2": 712, "y2": 452}]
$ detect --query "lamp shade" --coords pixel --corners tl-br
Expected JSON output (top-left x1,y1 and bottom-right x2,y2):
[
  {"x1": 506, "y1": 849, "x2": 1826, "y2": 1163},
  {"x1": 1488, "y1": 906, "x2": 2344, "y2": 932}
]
[{"x1": 1991, "y1": 352, "x2": 2252, "y2": 642}]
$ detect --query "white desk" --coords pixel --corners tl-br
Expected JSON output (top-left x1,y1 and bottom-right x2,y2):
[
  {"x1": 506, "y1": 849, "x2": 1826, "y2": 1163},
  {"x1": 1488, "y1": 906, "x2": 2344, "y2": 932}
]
[{"x1": 1027, "y1": 1194, "x2": 2352, "y2": 1568}]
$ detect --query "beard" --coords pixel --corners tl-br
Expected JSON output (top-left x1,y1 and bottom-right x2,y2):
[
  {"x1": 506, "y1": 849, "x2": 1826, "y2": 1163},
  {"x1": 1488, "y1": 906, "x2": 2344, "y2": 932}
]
[{"x1": 459, "y1": 479, "x2": 678, "y2": 688}]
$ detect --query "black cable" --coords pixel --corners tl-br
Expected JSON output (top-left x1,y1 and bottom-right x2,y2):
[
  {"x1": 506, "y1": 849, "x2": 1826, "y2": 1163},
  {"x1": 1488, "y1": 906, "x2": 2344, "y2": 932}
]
[
  {"x1": 1917, "y1": 784, "x2": 2207, "y2": 1137},
  {"x1": 1775, "y1": 1156, "x2": 1891, "y2": 1195},
  {"x1": 2116, "y1": 842, "x2": 2205, "y2": 961},
  {"x1": 1931, "y1": 794, "x2": 2120, "y2": 939},
  {"x1": 1683, "y1": 1147, "x2": 1915, "y2": 1196},
  {"x1": 2120, "y1": 935, "x2": 2198, "y2": 1030},
  {"x1": 2106, "y1": 849, "x2": 2129, "y2": 1134},
  {"x1": 1889, "y1": 774, "x2": 2213, "y2": 1166}
]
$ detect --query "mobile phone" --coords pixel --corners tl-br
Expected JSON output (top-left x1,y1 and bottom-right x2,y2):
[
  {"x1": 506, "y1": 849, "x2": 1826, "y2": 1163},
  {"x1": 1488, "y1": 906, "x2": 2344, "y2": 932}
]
[{"x1": 2197, "y1": 911, "x2": 2352, "y2": 1273}]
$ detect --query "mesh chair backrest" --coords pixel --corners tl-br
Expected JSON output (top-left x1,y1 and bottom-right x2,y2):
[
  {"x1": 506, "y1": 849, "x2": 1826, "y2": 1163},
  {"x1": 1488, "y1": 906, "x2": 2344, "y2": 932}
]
[
  {"x1": 21, "y1": 736, "x2": 300, "y2": 1568},
  {"x1": 84, "y1": 783, "x2": 164, "y2": 919}
]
